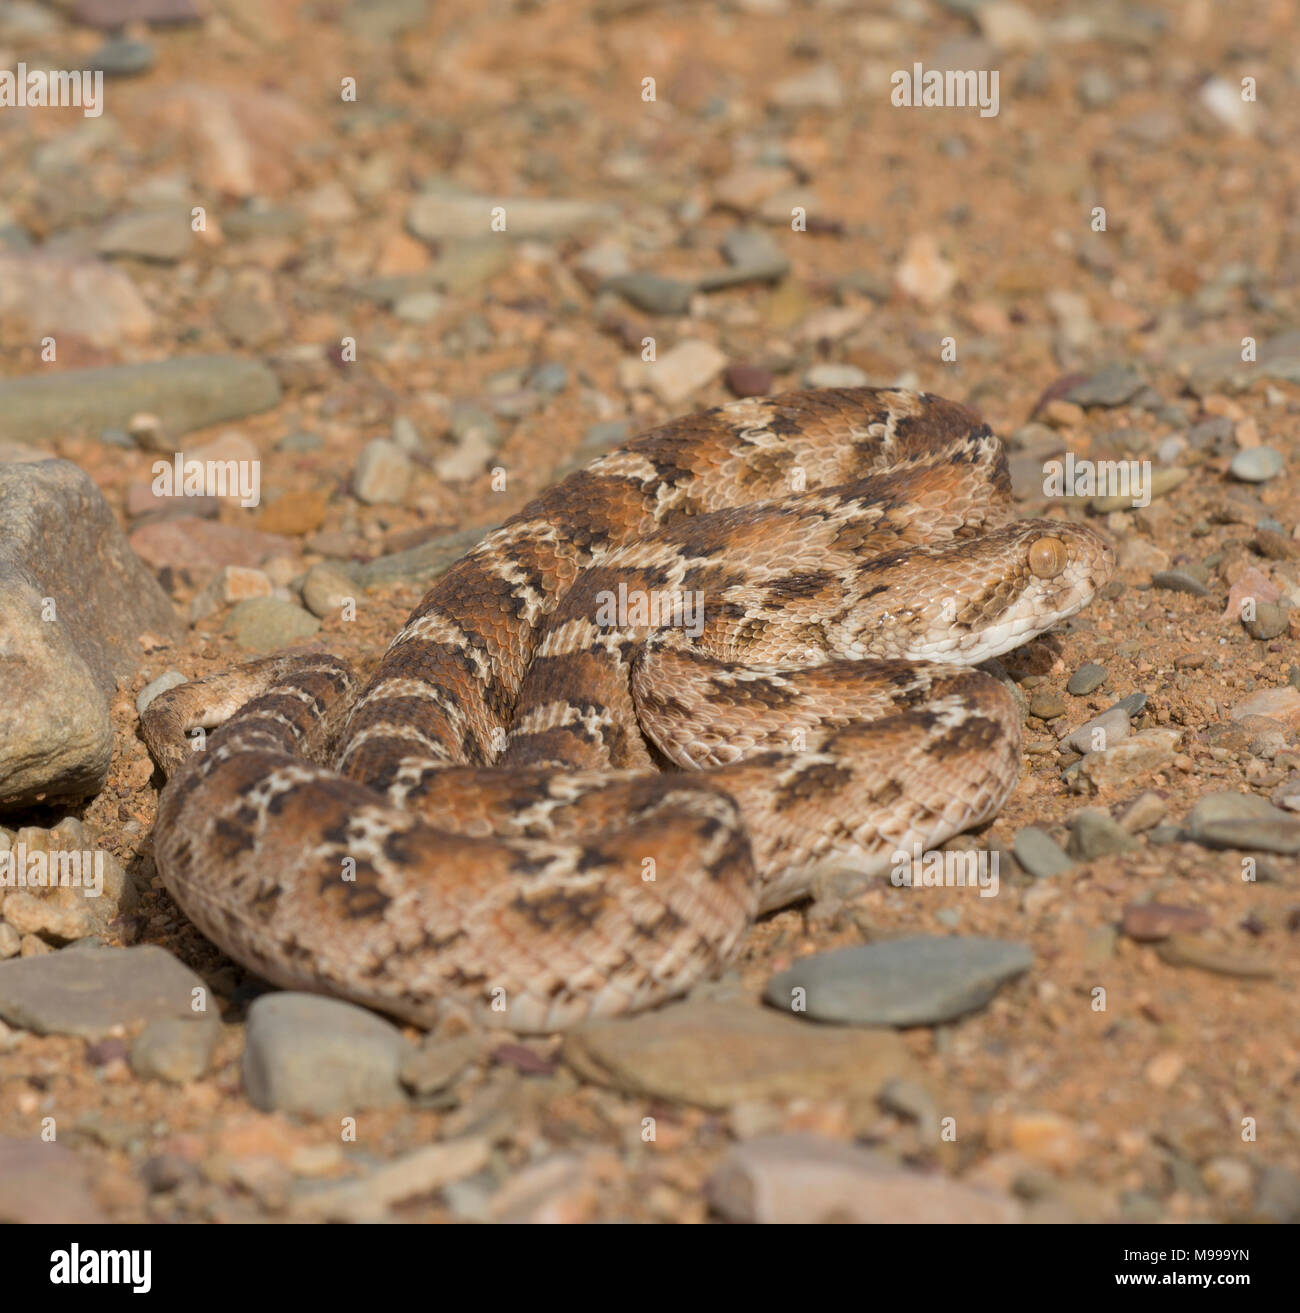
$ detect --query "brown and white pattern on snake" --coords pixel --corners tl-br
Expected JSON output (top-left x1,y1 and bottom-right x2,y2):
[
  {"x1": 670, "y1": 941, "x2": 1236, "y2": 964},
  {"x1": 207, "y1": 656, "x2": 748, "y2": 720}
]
[{"x1": 143, "y1": 388, "x2": 1114, "y2": 1032}]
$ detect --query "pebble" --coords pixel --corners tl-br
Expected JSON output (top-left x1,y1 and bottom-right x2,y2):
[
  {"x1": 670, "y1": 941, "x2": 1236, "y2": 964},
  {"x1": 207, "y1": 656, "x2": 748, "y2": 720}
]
[
  {"x1": 301, "y1": 564, "x2": 356, "y2": 618},
  {"x1": 0, "y1": 1137, "x2": 107, "y2": 1224},
  {"x1": 392, "y1": 290, "x2": 444, "y2": 322},
  {"x1": 529, "y1": 362, "x2": 569, "y2": 394},
  {"x1": 97, "y1": 208, "x2": 189, "y2": 261},
  {"x1": 1242, "y1": 602, "x2": 1290, "y2": 640},
  {"x1": 1067, "y1": 809, "x2": 1138, "y2": 860},
  {"x1": 893, "y1": 233, "x2": 956, "y2": 307},
  {"x1": 353, "y1": 438, "x2": 413, "y2": 505},
  {"x1": 1231, "y1": 685, "x2": 1300, "y2": 729},
  {"x1": 223, "y1": 597, "x2": 321, "y2": 651},
  {"x1": 698, "y1": 229, "x2": 790, "y2": 288},
  {"x1": 604, "y1": 273, "x2": 694, "y2": 316},
  {"x1": 1121, "y1": 903, "x2": 1211, "y2": 942},
  {"x1": 564, "y1": 999, "x2": 915, "y2": 1109},
  {"x1": 724, "y1": 364, "x2": 774, "y2": 398},
  {"x1": 708, "y1": 1135, "x2": 1021, "y2": 1225},
  {"x1": 764, "y1": 936, "x2": 1034, "y2": 1027},
  {"x1": 644, "y1": 340, "x2": 727, "y2": 406},
  {"x1": 768, "y1": 64, "x2": 844, "y2": 111},
  {"x1": 1064, "y1": 364, "x2": 1145, "y2": 407},
  {"x1": 1068, "y1": 728, "x2": 1182, "y2": 794},
  {"x1": 0, "y1": 460, "x2": 178, "y2": 804},
  {"x1": 1229, "y1": 447, "x2": 1284, "y2": 483},
  {"x1": 1119, "y1": 790, "x2": 1168, "y2": 833},
  {"x1": 242, "y1": 993, "x2": 412, "y2": 1117},
  {"x1": 129, "y1": 1017, "x2": 219, "y2": 1082},
  {"x1": 1059, "y1": 705, "x2": 1131, "y2": 756},
  {"x1": 1028, "y1": 689, "x2": 1066, "y2": 720},
  {"x1": 256, "y1": 488, "x2": 329, "y2": 536},
  {"x1": 1271, "y1": 773, "x2": 1300, "y2": 813},
  {"x1": 400, "y1": 1034, "x2": 483, "y2": 1098},
  {"x1": 1151, "y1": 569, "x2": 1211, "y2": 596},
  {"x1": 1012, "y1": 827, "x2": 1073, "y2": 878},
  {"x1": 0, "y1": 356, "x2": 280, "y2": 445},
  {"x1": 1155, "y1": 935, "x2": 1274, "y2": 979},
  {"x1": 129, "y1": 516, "x2": 293, "y2": 577},
  {"x1": 407, "y1": 187, "x2": 613, "y2": 242},
  {"x1": 291, "y1": 1137, "x2": 491, "y2": 1223},
  {"x1": 0, "y1": 946, "x2": 210, "y2": 1037},
  {"x1": 803, "y1": 362, "x2": 870, "y2": 389},
  {"x1": 1066, "y1": 663, "x2": 1107, "y2": 696}
]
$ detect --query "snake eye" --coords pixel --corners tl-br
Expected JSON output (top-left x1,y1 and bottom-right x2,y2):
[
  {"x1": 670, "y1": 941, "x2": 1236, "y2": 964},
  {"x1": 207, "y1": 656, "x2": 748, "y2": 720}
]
[{"x1": 1028, "y1": 536, "x2": 1069, "y2": 579}]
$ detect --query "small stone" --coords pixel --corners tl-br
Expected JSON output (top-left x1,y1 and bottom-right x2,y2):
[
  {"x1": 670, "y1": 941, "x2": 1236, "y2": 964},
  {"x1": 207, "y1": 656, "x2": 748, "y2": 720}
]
[
  {"x1": 724, "y1": 364, "x2": 773, "y2": 398},
  {"x1": 353, "y1": 438, "x2": 413, "y2": 505},
  {"x1": 1004, "y1": 1111, "x2": 1085, "y2": 1171},
  {"x1": 1067, "y1": 809, "x2": 1138, "y2": 860},
  {"x1": 243, "y1": 993, "x2": 411, "y2": 1117},
  {"x1": 1156, "y1": 935, "x2": 1274, "y2": 979},
  {"x1": 604, "y1": 273, "x2": 694, "y2": 316},
  {"x1": 1012, "y1": 827, "x2": 1073, "y2": 878},
  {"x1": 1028, "y1": 689, "x2": 1067, "y2": 720},
  {"x1": 1144, "y1": 1051, "x2": 1186, "y2": 1090},
  {"x1": 1151, "y1": 569, "x2": 1211, "y2": 597},
  {"x1": 708, "y1": 1135, "x2": 1020, "y2": 1225},
  {"x1": 894, "y1": 234, "x2": 956, "y2": 307},
  {"x1": 764, "y1": 936, "x2": 1033, "y2": 1027},
  {"x1": 1231, "y1": 685, "x2": 1300, "y2": 729},
  {"x1": 400, "y1": 1034, "x2": 483, "y2": 1098},
  {"x1": 301, "y1": 564, "x2": 356, "y2": 619},
  {"x1": 1119, "y1": 791, "x2": 1167, "y2": 833},
  {"x1": 223, "y1": 597, "x2": 320, "y2": 652},
  {"x1": 1121, "y1": 904, "x2": 1211, "y2": 942},
  {"x1": 1059, "y1": 705, "x2": 1131, "y2": 756},
  {"x1": 768, "y1": 64, "x2": 844, "y2": 111},
  {"x1": 1242, "y1": 603, "x2": 1290, "y2": 640},
  {"x1": 97, "y1": 207, "x2": 189, "y2": 261},
  {"x1": 803, "y1": 363, "x2": 870, "y2": 389},
  {"x1": 256, "y1": 489, "x2": 330, "y2": 536},
  {"x1": 392, "y1": 291, "x2": 444, "y2": 323},
  {"x1": 1064, "y1": 365, "x2": 1145, "y2": 408},
  {"x1": 1229, "y1": 446, "x2": 1284, "y2": 483},
  {"x1": 1069, "y1": 728, "x2": 1181, "y2": 794},
  {"x1": 564, "y1": 999, "x2": 916, "y2": 1109},
  {"x1": 1183, "y1": 791, "x2": 1300, "y2": 854},
  {"x1": 129, "y1": 1017, "x2": 219, "y2": 1082},
  {"x1": 643, "y1": 340, "x2": 727, "y2": 406},
  {"x1": 1066, "y1": 663, "x2": 1107, "y2": 696},
  {"x1": 0, "y1": 946, "x2": 211, "y2": 1038}
]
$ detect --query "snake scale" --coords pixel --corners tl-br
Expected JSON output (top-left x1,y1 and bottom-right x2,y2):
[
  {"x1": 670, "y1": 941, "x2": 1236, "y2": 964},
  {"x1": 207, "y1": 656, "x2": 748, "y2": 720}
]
[{"x1": 142, "y1": 388, "x2": 1114, "y2": 1032}]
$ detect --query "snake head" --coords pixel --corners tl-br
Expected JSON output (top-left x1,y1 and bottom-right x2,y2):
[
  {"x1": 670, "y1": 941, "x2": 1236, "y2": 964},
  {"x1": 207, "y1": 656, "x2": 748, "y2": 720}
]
[{"x1": 848, "y1": 519, "x2": 1116, "y2": 664}]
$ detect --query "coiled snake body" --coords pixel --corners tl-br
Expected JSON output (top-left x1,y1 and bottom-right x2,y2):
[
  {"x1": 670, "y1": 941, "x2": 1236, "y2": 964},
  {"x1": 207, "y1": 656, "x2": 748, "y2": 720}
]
[{"x1": 143, "y1": 389, "x2": 1114, "y2": 1031}]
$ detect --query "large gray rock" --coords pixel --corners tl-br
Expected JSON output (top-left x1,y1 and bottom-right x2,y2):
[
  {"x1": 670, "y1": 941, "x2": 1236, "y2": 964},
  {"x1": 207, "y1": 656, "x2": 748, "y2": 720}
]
[
  {"x1": 0, "y1": 945, "x2": 214, "y2": 1038},
  {"x1": 0, "y1": 459, "x2": 179, "y2": 806},
  {"x1": 242, "y1": 993, "x2": 412, "y2": 1117},
  {"x1": 0, "y1": 355, "x2": 280, "y2": 444}
]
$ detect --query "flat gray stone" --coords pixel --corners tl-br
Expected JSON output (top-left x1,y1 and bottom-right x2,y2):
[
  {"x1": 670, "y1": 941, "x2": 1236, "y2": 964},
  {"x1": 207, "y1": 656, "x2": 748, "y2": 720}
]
[
  {"x1": 0, "y1": 460, "x2": 180, "y2": 806},
  {"x1": 0, "y1": 355, "x2": 280, "y2": 444},
  {"x1": 243, "y1": 992, "x2": 412, "y2": 1117},
  {"x1": 565, "y1": 998, "x2": 916, "y2": 1108},
  {"x1": 1013, "y1": 826, "x2": 1074, "y2": 878},
  {"x1": 223, "y1": 597, "x2": 321, "y2": 652},
  {"x1": 129, "y1": 1015, "x2": 219, "y2": 1082},
  {"x1": 764, "y1": 936, "x2": 1034, "y2": 1027},
  {"x1": 0, "y1": 946, "x2": 211, "y2": 1037}
]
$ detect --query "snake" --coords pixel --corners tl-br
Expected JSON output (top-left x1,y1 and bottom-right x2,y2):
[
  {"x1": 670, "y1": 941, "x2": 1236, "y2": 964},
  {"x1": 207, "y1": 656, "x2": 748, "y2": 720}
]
[{"x1": 141, "y1": 387, "x2": 1114, "y2": 1032}]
